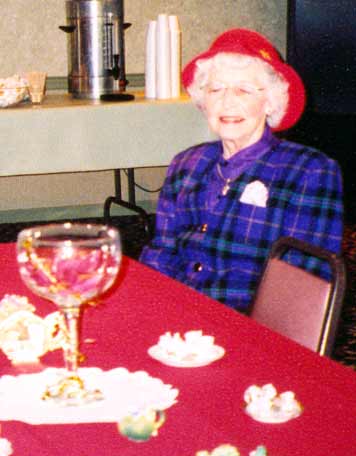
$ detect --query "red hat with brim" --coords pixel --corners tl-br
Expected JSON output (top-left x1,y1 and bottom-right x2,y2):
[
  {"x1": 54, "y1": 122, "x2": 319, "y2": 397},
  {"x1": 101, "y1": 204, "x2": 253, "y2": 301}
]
[{"x1": 182, "y1": 28, "x2": 306, "y2": 131}]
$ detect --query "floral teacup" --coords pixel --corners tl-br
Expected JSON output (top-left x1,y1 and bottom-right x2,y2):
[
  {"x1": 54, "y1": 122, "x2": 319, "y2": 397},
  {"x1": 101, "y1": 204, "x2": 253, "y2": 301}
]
[{"x1": 117, "y1": 409, "x2": 165, "y2": 442}]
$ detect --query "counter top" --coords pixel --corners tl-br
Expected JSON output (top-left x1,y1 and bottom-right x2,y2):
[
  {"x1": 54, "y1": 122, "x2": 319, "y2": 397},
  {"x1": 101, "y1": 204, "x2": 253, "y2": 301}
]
[
  {"x1": 0, "y1": 91, "x2": 213, "y2": 176},
  {"x1": 2, "y1": 91, "x2": 189, "y2": 110}
]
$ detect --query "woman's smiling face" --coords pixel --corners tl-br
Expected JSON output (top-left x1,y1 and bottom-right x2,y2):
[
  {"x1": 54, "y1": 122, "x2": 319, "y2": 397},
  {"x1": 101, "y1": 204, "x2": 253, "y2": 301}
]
[{"x1": 203, "y1": 61, "x2": 271, "y2": 158}]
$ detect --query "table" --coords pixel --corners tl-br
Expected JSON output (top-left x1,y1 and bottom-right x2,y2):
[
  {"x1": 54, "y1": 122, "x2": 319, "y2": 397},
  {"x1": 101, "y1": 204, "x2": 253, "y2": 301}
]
[
  {"x1": 0, "y1": 92, "x2": 213, "y2": 177},
  {"x1": 0, "y1": 242, "x2": 355, "y2": 456},
  {"x1": 0, "y1": 92, "x2": 213, "y2": 218}
]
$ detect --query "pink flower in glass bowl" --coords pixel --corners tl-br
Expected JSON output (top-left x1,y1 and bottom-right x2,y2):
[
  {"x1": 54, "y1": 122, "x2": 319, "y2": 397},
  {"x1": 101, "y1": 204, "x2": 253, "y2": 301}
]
[
  {"x1": 21, "y1": 261, "x2": 53, "y2": 288},
  {"x1": 52, "y1": 249, "x2": 116, "y2": 298},
  {"x1": 55, "y1": 249, "x2": 100, "y2": 280}
]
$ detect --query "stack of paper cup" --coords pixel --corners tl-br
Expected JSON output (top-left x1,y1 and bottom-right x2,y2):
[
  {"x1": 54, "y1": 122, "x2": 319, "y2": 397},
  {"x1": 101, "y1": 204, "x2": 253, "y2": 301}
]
[
  {"x1": 145, "y1": 14, "x2": 182, "y2": 100},
  {"x1": 25, "y1": 72, "x2": 47, "y2": 104}
]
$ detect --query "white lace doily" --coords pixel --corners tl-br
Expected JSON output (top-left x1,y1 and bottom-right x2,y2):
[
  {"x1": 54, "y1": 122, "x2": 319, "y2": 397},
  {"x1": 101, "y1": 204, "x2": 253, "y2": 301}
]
[{"x1": 0, "y1": 367, "x2": 178, "y2": 425}]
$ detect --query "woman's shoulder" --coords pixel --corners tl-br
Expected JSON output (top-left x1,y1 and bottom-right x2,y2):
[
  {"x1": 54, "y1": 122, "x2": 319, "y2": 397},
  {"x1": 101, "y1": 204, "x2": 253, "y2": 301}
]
[
  {"x1": 269, "y1": 138, "x2": 340, "y2": 171},
  {"x1": 170, "y1": 140, "x2": 221, "y2": 169}
]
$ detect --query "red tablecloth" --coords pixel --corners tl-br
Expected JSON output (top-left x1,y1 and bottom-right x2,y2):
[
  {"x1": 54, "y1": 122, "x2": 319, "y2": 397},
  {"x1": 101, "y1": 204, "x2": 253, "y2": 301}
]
[{"x1": 0, "y1": 243, "x2": 355, "y2": 456}]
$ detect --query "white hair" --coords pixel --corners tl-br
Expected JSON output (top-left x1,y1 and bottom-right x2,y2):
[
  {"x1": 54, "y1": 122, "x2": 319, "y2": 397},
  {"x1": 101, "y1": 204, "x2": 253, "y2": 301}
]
[{"x1": 187, "y1": 53, "x2": 289, "y2": 129}]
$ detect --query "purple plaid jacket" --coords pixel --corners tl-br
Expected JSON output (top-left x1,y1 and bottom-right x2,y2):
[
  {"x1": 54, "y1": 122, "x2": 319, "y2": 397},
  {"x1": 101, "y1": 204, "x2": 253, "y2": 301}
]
[{"x1": 140, "y1": 134, "x2": 343, "y2": 312}]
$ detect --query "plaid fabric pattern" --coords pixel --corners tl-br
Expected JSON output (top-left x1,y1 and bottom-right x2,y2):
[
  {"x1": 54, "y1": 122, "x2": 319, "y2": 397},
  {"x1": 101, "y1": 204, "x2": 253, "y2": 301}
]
[{"x1": 140, "y1": 137, "x2": 343, "y2": 312}]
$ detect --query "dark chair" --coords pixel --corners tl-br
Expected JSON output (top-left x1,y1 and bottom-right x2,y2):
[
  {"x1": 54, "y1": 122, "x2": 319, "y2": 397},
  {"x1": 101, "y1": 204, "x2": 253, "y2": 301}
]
[{"x1": 250, "y1": 236, "x2": 346, "y2": 356}]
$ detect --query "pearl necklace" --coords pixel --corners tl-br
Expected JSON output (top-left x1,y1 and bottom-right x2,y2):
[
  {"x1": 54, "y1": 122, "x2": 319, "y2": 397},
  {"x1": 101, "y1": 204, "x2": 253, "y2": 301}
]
[{"x1": 216, "y1": 163, "x2": 232, "y2": 196}]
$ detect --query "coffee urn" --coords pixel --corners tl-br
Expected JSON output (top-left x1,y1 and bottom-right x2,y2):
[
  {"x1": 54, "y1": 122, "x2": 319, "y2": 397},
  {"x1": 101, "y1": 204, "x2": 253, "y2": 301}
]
[{"x1": 60, "y1": 0, "x2": 131, "y2": 99}]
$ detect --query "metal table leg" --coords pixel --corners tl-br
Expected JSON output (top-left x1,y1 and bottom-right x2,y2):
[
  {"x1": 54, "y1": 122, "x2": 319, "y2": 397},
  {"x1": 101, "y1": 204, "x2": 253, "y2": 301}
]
[{"x1": 103, "y1": 169, "x2": 151, "y2": 236}]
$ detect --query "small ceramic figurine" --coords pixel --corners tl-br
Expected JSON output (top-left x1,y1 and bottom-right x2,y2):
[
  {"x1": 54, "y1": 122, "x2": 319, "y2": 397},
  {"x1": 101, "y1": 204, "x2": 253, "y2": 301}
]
[
  {"x1": 0, "y1": 294, "x2": 65, "y2": 364},
  {"x1": 196, "y1": 444, "x2": 267, "y2": 456},
  {"x1": 244, "y1": 383, "x2": 302, "y2": 423},
  {"x1": 0, "y1": 438, "x2": 13, "y2": 456},
  {"x1": 249, "y1": 446, "x2": 267, "y2": 456},
  {"x1": 0, "y1": 426, "x2": 13, "y2": 456},
  {"x1": 158, "y1": 330, "x2": 215, "y2": 359},
  {"x1": 117, "y1": 408, "x2": 166, "y2": 442},
  {"x1": 0, "y1": 310, "x2": 47, "y2": 364},
  {"x1": 196, "y1": 444, "x2": 241, "y2": 456}
]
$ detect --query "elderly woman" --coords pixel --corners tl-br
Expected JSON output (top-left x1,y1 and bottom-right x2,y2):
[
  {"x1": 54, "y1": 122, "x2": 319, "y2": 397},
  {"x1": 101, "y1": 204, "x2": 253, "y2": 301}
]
[{"x1": 140, "y1": 29, "x2": 343, "y2": 312}]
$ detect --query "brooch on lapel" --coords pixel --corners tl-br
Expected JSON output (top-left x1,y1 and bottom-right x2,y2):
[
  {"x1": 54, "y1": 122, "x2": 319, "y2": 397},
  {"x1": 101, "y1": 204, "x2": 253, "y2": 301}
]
[{"x1": 239, "y1": 180, "x2": 268, "y2": 208}]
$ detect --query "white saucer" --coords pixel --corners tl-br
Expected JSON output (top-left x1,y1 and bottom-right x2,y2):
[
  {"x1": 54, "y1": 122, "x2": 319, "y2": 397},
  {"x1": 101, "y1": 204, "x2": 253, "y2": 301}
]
[{"x1": 147, "y1": 344, "x2": 225, "y2": 368}]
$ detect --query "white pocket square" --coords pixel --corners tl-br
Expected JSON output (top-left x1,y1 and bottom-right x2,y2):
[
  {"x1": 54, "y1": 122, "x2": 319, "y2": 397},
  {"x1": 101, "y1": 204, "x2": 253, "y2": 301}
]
[{"x1": 239, "y1": 180, "x2": 268, "y2": 208}]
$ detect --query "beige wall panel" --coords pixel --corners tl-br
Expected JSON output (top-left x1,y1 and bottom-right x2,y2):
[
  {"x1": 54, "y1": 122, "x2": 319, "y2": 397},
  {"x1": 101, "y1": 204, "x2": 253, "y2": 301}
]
[
  {"x1": 1, "y1": 0, "x2": 287, "y2": 76},
  {"x1": 0, "y1": 168, "x2": 166, "y2": 211}
]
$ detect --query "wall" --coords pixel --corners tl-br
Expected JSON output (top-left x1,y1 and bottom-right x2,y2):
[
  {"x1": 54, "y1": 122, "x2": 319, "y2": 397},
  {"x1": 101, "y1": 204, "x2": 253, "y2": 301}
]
[{"x1": 0, "y1": 0, "x2": 287, "y2": 218}]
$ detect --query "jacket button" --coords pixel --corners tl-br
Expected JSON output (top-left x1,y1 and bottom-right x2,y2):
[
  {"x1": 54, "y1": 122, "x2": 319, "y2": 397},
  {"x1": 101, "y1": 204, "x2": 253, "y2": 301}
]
[
  {"x1": 193, "y1": 262, "x2": 203, "y2": 272},
  {"x1": 200, "y1": 223, "x2": 208, "y2": 232}
]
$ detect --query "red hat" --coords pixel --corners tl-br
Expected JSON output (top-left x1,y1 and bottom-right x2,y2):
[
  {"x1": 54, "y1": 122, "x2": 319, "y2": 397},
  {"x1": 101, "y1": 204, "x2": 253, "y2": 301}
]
[{"x1": 182, "y1": 28, "x2": 305, "y2": 131}]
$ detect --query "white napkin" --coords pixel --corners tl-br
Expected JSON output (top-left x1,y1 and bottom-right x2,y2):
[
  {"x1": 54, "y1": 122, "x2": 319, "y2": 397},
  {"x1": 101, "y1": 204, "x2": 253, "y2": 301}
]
[
  {"x1": 0, "y1": 367, "x2": 178, "y2": 425},
  {"x1": 239, "y1": 180, "x2": 268, "y2": 207}
]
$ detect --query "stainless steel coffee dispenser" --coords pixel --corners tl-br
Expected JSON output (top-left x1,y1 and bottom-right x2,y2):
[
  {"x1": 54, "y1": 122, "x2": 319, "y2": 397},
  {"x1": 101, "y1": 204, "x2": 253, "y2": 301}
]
[{"x1": 60, "y1": 0, "x2": 131, "y2": 99}]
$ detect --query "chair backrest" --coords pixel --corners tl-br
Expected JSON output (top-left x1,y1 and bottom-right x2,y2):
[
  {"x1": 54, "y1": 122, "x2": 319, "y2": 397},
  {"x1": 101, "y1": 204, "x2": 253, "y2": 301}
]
[{"x1": 250, "y1": 236, "x2": 346, "y2": 356}]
